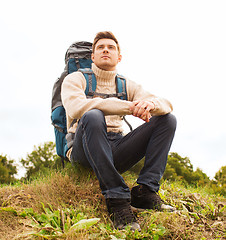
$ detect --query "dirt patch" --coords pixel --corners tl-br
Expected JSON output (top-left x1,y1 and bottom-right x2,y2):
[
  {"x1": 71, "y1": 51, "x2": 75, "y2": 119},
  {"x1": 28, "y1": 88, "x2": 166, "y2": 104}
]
[{"x1": 0, "y1": 211, "x2": 31, "y2": 240}]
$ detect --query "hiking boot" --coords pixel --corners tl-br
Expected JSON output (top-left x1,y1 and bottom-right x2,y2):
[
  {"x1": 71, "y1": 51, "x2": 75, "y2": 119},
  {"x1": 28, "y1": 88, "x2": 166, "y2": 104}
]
[
  {"x1": 131, "y1": 184, "x2": 176, "y2": 212},
  {"x1": 106, "y1": 198, "x2": 141, "y2": 231}
]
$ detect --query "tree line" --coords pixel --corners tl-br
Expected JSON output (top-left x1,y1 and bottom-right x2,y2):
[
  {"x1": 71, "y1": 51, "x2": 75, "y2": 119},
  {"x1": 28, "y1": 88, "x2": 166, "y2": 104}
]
[{"x1": 0, "y1": 142, "x2": 225, "y2": 196}]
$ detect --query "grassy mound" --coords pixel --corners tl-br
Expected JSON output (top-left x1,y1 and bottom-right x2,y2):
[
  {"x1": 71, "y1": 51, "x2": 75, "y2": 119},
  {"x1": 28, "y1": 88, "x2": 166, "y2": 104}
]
[{"x1": 0, "y1": 165, "x2": 225, "y2": 239}]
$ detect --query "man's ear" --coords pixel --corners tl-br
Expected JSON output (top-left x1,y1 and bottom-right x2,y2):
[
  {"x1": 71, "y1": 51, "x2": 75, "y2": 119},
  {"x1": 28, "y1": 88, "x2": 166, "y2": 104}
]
[
  {"x1": 118, "y1": 54, "x2": 122, "y2": 63},
  {"x1": 91, "y1": 53, "x2": 95, "y2": 62}
]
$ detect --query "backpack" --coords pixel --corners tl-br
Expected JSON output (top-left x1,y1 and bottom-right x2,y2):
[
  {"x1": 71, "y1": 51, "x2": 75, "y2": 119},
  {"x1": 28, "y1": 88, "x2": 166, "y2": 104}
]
[{"x1": 51, "y1": 41, "x2": 132, "y2": 163}]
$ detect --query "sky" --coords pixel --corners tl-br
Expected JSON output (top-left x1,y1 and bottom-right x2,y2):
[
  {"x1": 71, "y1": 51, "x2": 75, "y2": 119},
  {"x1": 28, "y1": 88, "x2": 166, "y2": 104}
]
[{"x1": 0, "y1": 0, "x2": 225, "y2": 179}]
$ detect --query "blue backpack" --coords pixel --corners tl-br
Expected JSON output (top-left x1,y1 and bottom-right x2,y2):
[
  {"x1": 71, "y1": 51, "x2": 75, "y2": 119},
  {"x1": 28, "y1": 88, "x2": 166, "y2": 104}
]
[{"x1": 51, "y1": 41, "x2": 131, "y2": 162}]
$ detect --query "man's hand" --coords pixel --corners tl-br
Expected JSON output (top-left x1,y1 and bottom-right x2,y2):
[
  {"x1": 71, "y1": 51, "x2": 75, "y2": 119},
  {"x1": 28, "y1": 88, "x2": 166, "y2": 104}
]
[{"x1": 130, "y1": 100, "x2": 155, "y2": 122}]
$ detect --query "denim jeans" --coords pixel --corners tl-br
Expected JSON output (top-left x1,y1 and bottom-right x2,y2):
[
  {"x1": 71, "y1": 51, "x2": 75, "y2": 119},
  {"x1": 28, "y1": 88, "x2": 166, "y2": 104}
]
[{"x1": 71, "y1": 109, "x2": 176, "y2": 199}]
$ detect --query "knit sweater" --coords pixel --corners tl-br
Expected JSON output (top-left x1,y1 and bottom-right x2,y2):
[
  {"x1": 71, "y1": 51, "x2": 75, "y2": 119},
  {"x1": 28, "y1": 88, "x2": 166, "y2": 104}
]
[{"x1": 61, "y1": 63, "x2": 173, "y2": 158}]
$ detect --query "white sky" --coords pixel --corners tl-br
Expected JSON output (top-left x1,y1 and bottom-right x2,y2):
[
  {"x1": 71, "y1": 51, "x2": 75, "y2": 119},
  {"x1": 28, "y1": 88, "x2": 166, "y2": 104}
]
[{"x1": 0, "y1": 0, "x2": 225, "y2": 179}]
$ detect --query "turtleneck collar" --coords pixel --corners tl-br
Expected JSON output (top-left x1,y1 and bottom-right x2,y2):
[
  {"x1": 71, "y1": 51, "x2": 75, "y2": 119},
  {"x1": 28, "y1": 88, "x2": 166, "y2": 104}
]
[{"x1": 91, "y1": 63, "x2": 117, "y2": 86}]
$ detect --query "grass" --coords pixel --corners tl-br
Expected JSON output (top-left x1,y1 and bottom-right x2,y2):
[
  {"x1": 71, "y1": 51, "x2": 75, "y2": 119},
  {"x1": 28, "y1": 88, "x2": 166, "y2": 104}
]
[{"x1": 0, "y1": 164, "x2": 225, "y2": 240}]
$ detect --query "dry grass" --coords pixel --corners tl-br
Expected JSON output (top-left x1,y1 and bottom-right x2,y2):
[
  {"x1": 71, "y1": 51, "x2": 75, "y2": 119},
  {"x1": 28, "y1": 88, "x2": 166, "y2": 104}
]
[
  {"x1": 0, "y1": 167, "x2": 225, "y2": 240},
  {"x1": 0, "y1": 167, "x2": 105, "y2": 239}
]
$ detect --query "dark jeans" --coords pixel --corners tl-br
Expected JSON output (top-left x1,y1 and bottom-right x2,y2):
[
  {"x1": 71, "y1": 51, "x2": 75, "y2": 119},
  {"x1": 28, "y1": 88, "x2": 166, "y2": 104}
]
[{"x1": 71, "y1": 109, "x2": 176, "y2": 199}]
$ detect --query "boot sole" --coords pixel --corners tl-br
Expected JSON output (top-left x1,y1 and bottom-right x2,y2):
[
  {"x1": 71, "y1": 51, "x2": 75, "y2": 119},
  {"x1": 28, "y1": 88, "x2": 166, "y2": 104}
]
[{"x1": 131, "y1": 204, "x2": 176, "y2": 213}]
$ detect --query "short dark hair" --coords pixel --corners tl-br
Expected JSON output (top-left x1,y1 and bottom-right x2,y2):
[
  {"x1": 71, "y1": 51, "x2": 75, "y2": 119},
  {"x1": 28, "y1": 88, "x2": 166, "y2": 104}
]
[{"x1": 93, "y1": 31, "x2": 121, "y2": 54}]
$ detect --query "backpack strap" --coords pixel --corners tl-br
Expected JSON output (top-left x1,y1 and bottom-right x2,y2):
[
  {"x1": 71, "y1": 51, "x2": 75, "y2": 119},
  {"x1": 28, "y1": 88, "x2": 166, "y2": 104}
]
[
  {"x1": 78, "y1": 68, "x2": 96, "y2": 96},
  {"x1": 116, "y1": 74, "x2": 127, "y2": 100}
]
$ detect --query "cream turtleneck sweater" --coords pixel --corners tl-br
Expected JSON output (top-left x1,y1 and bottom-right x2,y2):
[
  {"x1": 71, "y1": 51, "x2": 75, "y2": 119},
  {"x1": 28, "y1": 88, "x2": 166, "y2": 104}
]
[{"x1": 61, "y1": 63, "x2": 173, "y2": 158}]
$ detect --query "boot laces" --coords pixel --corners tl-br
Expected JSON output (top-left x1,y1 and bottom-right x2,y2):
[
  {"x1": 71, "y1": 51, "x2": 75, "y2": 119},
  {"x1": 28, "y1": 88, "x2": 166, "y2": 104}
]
[
  {"x1": 140, "y1": 185, "x2": 164, "y2": 206},
  {"x1": 114, "y1": 205, "x2": 136, "y2": 224},
  {"x1": 108, "y1": 199, "x2": 136, "y2": 225}
]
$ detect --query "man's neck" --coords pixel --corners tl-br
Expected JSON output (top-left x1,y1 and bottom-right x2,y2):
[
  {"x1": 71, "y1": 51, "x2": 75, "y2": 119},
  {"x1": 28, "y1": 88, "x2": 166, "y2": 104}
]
[{"x1": 92, "y1": 63, "x2": 117, "y2": 82}]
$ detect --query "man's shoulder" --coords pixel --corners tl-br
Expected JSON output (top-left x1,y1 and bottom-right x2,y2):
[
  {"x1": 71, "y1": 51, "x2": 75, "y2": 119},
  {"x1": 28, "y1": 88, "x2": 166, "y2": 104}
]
[
  {"x1": 65, "y1": 71, "x2": 86, "y2": 81},
  {"x1": 63, "y1": 71, "x2": 87, "y2": 90}
]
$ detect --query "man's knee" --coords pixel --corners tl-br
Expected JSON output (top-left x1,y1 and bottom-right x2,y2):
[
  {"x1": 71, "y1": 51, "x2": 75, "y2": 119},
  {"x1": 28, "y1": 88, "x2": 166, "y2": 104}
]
[
  {"x1": 151, "y1": 113, "x2": 176, "y2": 134},
  {"x1": 163, "y1": 113, "x2": 177, "y2": 132},
  {"x1": 81, "y1": 109, "x2": 106, "y2": 129}
]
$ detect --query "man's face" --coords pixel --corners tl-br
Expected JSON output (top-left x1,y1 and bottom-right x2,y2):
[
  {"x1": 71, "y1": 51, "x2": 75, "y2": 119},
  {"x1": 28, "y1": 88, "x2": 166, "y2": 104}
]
[{"x1": 91, "y1": 38, "x2": 122, "y2": 71}]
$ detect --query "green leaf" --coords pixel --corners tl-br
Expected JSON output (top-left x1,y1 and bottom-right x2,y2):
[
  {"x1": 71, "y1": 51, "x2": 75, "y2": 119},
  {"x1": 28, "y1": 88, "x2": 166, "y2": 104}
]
[
  {"x1": 37, "y1": 213, "x2": 49, "y2": 223},
  {"x1": 0, "y1": 207, "x2": 18, "y2": 216},
  {"x1": 69, "y1": 218, "x2": 100, "y2": 231},
  {"x1": 19, "y1": 211, "x2": 27, "y2": 218}
]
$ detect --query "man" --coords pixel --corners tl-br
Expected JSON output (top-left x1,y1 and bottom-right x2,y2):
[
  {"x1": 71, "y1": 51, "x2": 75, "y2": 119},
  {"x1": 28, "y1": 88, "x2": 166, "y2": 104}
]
[{"x1": 61, "y1": 31, "x2": 176, "y2": 231}]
